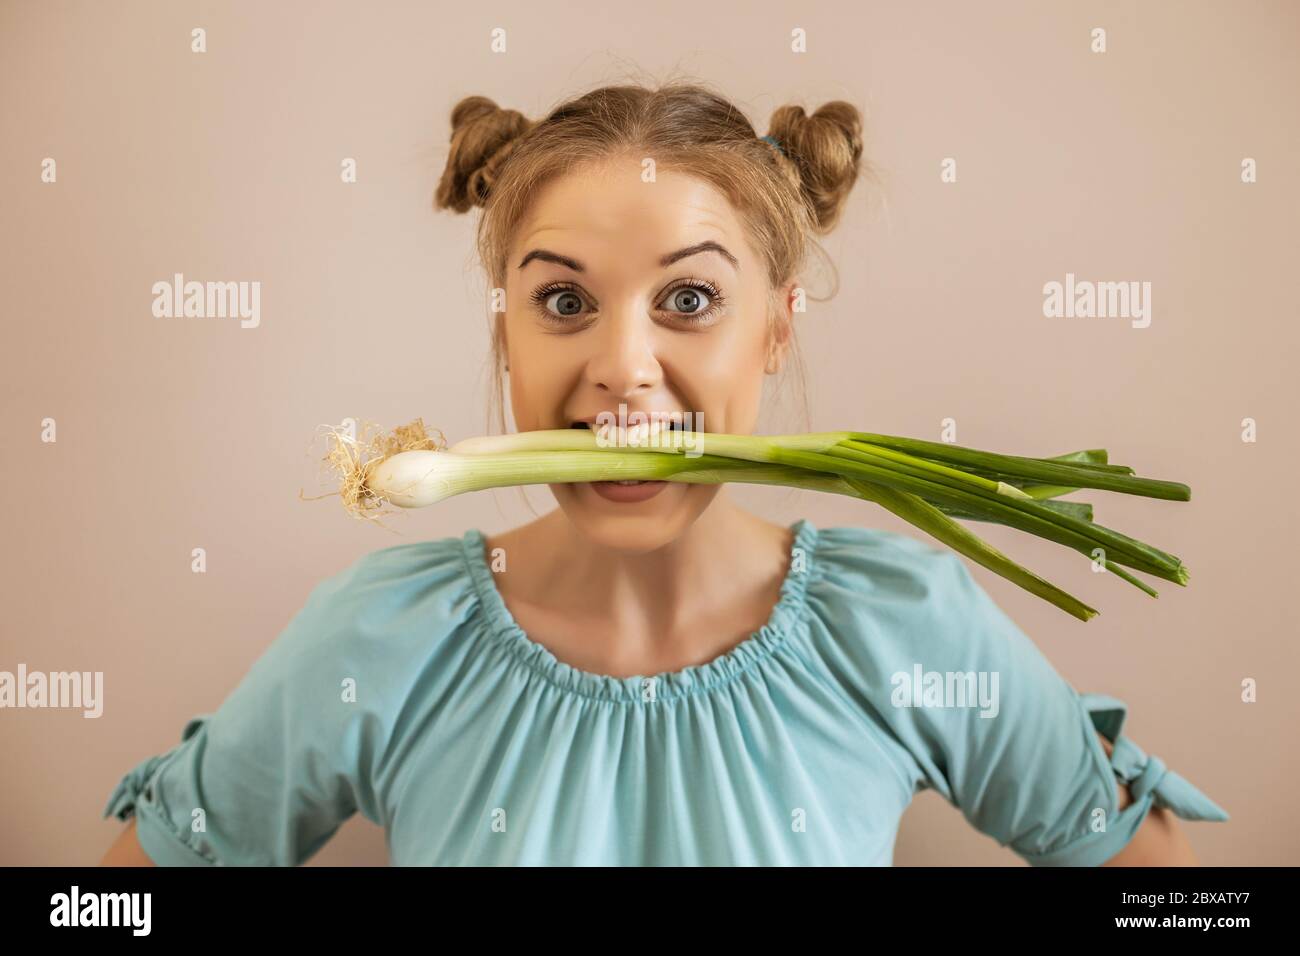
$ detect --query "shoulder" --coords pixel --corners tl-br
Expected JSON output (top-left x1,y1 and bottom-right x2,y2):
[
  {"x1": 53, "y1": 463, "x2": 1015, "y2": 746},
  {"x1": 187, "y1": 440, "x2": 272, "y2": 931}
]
[
  {"x1": 317, "y1": 533, "x2": 473, "y2": 607},
  {"x1": 813, "y1": 524, "x2": 961, "y2": 583},
  {"x1": 805, "y1": 524, "x2": 1036, "y2": 678},
  {"x1": 203, "y1": 531, "x2": 485, "y2": 772},
  {"x1": 810, "y1": 524, "x2": 979, "y2": 625},
  {"x1": 251, "y1": 532, "x2": 479, "y2": 688},
  {"x1": 312, "y1": 532, "x2": 472, "y2": 622}
]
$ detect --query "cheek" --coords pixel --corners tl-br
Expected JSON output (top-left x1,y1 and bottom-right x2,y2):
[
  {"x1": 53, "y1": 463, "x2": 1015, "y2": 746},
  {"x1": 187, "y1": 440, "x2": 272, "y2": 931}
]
[
  {"x1": 505, "y1": 357, "x2": 551, "y2": 432},
  {"x1": 676, "y1": 325, "x2": 768, "y2": 430},
  {"x1": 505, "y1": 321, "x2": 575, "y2": 430}
]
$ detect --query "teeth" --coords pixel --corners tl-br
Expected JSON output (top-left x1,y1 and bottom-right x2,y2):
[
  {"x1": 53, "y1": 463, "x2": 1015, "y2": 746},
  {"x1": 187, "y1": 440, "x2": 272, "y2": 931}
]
[{"x1": 573, "y1": 419, "x2": 685, "y2": 430}]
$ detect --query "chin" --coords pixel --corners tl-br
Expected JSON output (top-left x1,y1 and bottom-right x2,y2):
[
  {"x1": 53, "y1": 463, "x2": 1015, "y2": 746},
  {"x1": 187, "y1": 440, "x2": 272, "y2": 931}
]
[{"x1": 550, "y1": 482, "x2": 718, "y2": 552}]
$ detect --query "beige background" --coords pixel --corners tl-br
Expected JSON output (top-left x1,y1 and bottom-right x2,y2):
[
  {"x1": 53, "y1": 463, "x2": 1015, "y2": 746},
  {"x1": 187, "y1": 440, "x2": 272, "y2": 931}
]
[{"x1": 2, "y1": 0, "x2": 1296, "y2": 866}]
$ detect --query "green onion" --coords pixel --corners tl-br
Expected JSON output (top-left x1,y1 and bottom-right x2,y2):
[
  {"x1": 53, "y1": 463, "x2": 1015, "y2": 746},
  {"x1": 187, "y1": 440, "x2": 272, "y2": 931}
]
[{"x1": 317, "y1": 418, "x2": 1193, "y2": 623}]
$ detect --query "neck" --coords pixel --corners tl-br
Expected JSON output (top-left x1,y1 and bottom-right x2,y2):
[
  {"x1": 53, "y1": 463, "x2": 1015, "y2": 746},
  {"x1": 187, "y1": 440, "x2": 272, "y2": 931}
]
[{"x1": 517, "y1": 493, "x2": 794, "y2": 651}]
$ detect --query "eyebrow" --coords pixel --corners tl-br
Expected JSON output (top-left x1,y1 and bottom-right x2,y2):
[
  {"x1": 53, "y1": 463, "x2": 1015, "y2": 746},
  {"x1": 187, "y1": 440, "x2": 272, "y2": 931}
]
[{"x1": 516, "y1": 240, "x2": 739, "y2": 273}]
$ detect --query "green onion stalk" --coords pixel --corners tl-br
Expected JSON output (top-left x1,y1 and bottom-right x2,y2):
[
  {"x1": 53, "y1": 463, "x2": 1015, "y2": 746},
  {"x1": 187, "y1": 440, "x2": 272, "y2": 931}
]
[{"x1": 316, "y1": 418, "x2": 1191, "y2": 623}]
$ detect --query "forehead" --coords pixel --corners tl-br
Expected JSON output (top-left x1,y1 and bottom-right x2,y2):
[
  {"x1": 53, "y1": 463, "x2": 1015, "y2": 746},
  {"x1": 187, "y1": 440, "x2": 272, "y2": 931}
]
[{"x1": 511, "y1": 159, "x2": 748, "y2": 269}]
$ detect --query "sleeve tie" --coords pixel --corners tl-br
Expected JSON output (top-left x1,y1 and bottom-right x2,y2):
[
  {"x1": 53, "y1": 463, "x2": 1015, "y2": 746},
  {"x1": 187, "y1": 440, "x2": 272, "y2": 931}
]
[{"x1": 1084, "y1": 693, "x2": 1228, "y2": 823}]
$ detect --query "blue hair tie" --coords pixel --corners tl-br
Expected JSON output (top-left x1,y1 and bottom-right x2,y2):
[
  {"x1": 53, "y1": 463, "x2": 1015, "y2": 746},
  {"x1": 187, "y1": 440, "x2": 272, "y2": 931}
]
[{"x1": 759, "y1": 134, "x2": 785, "y2": 156}]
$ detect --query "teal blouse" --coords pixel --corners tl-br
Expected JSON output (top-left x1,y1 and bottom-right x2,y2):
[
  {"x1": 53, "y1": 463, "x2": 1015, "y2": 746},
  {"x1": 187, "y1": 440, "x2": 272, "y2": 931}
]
[{"x1": 103, "y1": 519, "x2": 1228, "y2": 866}]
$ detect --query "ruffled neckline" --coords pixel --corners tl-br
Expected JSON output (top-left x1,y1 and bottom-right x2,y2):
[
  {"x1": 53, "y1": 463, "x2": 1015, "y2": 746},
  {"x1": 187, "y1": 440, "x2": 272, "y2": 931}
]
[{"x1": 460, "y1": 519, "x2": 819, "y2": 704}]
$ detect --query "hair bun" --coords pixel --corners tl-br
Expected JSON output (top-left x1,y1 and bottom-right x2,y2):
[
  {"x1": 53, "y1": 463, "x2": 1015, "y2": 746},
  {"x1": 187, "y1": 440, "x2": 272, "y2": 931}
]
[
  {"x1": 435, "y1": 96, "x2": 534, "y2": 213},
  {"x1": 766, "y1": 101, "x2": 866, "y2": 233}
]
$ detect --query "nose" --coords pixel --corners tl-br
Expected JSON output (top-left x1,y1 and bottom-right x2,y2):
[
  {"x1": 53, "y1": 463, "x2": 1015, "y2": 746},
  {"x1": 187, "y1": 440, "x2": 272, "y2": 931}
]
[{"x1": 584, "y1": 303, "x2": 663, "y2": 397}]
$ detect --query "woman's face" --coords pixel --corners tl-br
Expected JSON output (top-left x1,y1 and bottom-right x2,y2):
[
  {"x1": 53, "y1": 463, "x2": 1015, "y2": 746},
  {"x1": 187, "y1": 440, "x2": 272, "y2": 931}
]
[{"x1": 501, "y1": 155, "x2": 792, "y2": 552}]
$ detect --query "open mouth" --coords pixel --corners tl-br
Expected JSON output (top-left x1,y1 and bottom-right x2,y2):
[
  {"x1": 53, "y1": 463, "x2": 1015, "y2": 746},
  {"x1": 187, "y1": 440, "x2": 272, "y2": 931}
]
[
  {"x1": 582, "y1": 420, "x2": 680, "y2": 484},
  {"x1": 565, "y1": 419, "x2": 689, "y2": 494},
  {"x1": 569, "y1": 420, "x2": 687, "y2": 432}
]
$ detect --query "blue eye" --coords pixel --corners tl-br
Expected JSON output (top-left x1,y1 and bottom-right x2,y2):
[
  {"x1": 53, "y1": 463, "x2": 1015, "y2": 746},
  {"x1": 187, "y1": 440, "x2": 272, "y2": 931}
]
[
  {"x1": 529, "y1": 282, "x2": 589, "y2": 321},
  {"x1": 527, "y1": 278, "x2": 727, "y2": 325},
  {"x1": 668, "y1": 286, "x2": 709, "y2": 314},
  {"x1": 544, "y1": 289, "x2": 585, "y2": 316},
  {"x1": 660, "y1": 279, "x2": 726, "y2": 323}
]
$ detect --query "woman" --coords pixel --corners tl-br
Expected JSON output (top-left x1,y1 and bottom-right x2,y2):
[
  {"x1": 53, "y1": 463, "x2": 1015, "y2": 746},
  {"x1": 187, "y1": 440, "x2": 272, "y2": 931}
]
[{"x1": 100, "y1": 82, "x2": 1226, "y2": 866}]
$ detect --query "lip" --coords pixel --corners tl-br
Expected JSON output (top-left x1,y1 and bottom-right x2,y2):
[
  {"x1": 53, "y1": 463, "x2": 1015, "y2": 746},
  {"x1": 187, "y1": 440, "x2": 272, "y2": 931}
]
[
  {"x1": 583, "y1": 479, "x2": 669, "y2": 503},
  {"x1": 568, "y1": 412, "x2": 691, "y2": 428},
  {"x1": 565, "y1": 413, "x2": 693, "y2": 504}
]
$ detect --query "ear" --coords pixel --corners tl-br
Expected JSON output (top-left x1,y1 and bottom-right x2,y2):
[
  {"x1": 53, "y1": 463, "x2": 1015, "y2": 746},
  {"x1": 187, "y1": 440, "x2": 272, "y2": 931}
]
[{"x1": 765, "y1": 280, "x2": 798, "y2": 374}]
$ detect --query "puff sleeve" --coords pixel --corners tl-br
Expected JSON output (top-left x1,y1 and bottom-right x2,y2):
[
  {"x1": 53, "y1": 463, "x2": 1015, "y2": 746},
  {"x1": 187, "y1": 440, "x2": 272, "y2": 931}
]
[
  {"x1": 858, "y1": 543, "x2": 1229, "y2": 866},
  {"x1": 101, "y1": 560, "x2": 386, "y2": 866}
]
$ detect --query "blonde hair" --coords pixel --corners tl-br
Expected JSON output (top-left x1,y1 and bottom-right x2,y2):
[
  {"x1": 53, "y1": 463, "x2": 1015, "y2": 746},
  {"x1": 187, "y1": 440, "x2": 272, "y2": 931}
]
[{"x1": 434, "y1": 79, "x2": 870, "y2": 436}]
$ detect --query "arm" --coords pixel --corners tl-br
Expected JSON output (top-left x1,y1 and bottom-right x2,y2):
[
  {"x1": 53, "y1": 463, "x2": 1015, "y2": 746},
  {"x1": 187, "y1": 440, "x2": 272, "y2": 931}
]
[
  {"x1": 99, "y1": 819, "x2": 156, "y2": 867},
  {"x1": 97, "y1": 553, "x2": 399, "y2": 867},
  {"x1": 1096, "y1": 731, "x2": 1200, "y2": 866}
]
